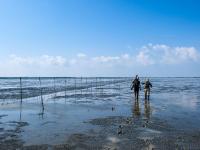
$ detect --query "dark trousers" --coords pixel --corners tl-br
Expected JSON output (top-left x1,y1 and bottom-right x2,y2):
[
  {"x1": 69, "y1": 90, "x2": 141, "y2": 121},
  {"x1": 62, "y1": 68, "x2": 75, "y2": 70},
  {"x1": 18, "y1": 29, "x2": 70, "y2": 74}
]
[{"x1": 134, "y1": 88, "x2": 139, "y2": 99}]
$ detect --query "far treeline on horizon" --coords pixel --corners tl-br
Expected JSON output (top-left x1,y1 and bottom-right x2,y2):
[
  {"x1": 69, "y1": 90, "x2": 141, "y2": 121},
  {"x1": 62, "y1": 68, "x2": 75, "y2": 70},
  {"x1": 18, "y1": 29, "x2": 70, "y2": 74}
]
[{"x1": 0, "y1": 0, "x2": 200, "y2": 77}]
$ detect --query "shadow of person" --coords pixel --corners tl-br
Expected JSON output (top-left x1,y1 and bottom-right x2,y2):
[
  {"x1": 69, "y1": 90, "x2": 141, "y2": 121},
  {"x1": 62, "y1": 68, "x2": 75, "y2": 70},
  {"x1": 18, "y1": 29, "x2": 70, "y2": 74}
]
[
  {"x1": 144, "y1": 98, "x2": 151, "y2": 119},
  {"x1": 132, "y1": 99, "x2": 141, "y2": 118}
]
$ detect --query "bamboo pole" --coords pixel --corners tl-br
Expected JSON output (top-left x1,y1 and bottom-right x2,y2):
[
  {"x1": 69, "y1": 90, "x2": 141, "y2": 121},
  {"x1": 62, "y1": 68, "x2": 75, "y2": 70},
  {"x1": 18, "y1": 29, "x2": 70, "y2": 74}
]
[
  {"x1": 20, "y1": 77, "x2": 23, "y2": 104},
  {"x1": 65, "y1": 79, "x2": 67, "y2": 101}
]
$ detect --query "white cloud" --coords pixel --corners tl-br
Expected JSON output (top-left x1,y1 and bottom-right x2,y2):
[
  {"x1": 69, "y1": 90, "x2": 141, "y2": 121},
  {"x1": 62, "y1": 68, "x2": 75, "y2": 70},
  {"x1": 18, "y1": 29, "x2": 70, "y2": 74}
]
[
  {"x1": 136, "y1": 51, "x2": 154, "y2": 65},
  {"x1": 163, "y1": 46, "x2": 199, "y2": 64},
  {"x1": 77, "y1": 53, "x2": 87, "y2": 58},
  {"x1": 40, "y1": 55, "x2": 66, "y2": 66},
  {"x1": 9, "y1": 54, "x2": 66, "y2": 66},
  {"x1": 92, "y1": 56, "x2": 120, "y2": 63},
  {"x1": 69, "y1": 59, "x2": 77, "y2": 65},
  {"x1": 175, "y1": 47, "x2": 198, "y2": 61},
  {"x1": 9, "y1": 54, "x2": 34, "y2": 65},
  {"x1": 137, "y1": 44, "x2": 200, "y2": 65},
  {"x1": 121, "y1": 54, "x2": 130, "y2": 59},
  {"x1": 0, "y1": 44, "x2": 199, "y2": 76},
  {"x1": 151, "y1": 43, "x2": 169, "y2": 50}
]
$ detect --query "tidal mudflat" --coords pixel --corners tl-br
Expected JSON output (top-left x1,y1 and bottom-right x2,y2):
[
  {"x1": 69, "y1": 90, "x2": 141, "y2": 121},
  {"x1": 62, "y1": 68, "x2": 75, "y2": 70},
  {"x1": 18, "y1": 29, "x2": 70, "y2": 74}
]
[{"x1": 0, "y1": 77, "x2": 200, "y2": 150}]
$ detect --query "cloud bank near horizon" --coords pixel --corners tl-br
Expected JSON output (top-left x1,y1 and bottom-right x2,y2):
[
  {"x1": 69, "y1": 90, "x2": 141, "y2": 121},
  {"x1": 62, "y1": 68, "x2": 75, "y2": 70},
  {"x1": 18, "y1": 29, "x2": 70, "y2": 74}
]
[{"x1": 0, "y1": 44, "x2": 199, "y2": 77}]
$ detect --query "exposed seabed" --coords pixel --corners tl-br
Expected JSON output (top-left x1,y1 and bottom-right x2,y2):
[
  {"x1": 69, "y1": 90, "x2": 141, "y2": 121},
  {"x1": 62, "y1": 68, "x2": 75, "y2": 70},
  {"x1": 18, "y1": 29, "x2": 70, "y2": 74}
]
[{"x1": 0, "y1": 77, "x2": 200, "y2": 150}]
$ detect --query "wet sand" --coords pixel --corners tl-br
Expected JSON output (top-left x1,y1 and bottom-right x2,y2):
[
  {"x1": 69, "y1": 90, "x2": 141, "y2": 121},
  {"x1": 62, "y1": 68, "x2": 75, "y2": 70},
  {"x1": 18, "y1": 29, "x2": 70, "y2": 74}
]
[
  {"x1": 0, "y1": 77, "x2": 200, "y2": 149},
  {"x1": 1, "y1": 111, "x2": 200, "y2": 150}
]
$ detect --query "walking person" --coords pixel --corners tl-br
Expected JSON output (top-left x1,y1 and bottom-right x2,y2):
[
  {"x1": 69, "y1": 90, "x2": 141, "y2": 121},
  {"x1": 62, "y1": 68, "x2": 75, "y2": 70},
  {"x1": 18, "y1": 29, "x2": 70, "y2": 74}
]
[
  {"x1": 131, "y1": 75, "x2": 141, "y2": 100},
  {"x1": 143, "y1": 78, "x2": 152, "y2": 100}
]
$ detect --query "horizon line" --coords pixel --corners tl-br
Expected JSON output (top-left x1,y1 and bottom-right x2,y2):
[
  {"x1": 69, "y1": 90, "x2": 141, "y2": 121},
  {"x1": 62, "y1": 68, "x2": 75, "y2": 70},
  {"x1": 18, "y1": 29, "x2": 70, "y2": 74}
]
[{"x1": 0, "y1": 76, "x2": 199, "y2": 78}]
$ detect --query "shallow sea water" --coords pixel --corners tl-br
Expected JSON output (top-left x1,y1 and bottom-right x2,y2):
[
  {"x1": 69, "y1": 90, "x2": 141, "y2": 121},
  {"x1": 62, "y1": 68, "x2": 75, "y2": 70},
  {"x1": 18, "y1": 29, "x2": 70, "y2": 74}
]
[{"x1": 0, "y1": 77, "x2": 200, "y2": 148}]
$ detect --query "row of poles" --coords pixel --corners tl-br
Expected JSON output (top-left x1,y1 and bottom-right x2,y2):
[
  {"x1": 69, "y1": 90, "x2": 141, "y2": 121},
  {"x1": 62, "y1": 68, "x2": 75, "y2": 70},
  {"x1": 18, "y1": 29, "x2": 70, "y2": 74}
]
[
  {"x1": 17, "y1": 77, "x2": 131, "y2": 103},
  {"x1": 1, "y1": 77, "x2": 131, "y2": 121}
]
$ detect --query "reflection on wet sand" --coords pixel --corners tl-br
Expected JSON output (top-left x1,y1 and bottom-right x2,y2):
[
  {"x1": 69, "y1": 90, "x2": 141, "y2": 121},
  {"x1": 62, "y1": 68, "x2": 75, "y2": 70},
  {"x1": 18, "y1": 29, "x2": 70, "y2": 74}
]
[
  {"x1": 144, "y1": 99, "x2": 151, "y2": 119},
  {"x1": 18, "y1": 93, "x2": 45, "y2": 120},
  {"x1": 39, "y1": 102, "x2": 45, "y2": 119},
  {"x1": 132, "y1": 98, "x2": 152, "y2": 119},
  {"x1": 19, "y1": 100, "x2": 22, "y2": 121},
  {"x1": 133, "y1": 99, "x2": 141, "y2": 117}
]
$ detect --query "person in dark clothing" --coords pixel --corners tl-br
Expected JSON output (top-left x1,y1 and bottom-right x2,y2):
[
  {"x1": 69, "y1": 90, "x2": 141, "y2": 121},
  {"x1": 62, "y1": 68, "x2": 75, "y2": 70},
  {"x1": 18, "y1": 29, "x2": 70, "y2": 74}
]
[{"x1": 131, "y1": 75, "x2": 141, "y2": 100}]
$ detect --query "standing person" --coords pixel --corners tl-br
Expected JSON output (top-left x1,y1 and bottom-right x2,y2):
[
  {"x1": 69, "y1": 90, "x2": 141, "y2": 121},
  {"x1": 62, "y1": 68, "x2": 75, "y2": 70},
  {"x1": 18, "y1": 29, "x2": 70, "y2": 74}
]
[
  {"x1": 131, "y1": 75, "x2": 141, "y2": 100},
  {"x1": 143, "y1": 78, "x2": 152, "y2": 100}
]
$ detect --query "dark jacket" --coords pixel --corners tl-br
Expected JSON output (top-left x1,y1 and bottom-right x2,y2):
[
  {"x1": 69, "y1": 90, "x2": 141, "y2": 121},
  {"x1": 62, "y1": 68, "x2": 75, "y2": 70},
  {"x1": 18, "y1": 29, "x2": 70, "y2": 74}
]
[
  {"x1": 131, "y1": 79, "x2": 141, "y2": 90},
  {"x1": 144, "y1": 81, "x2": 152, "y2": 89}
]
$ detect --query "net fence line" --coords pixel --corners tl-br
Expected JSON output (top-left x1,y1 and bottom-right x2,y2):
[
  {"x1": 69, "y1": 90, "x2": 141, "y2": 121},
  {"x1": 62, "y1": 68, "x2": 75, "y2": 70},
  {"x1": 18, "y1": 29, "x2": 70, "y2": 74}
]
[{"x1": 0, "y1": 77, "x2": 132, "y2": 103}]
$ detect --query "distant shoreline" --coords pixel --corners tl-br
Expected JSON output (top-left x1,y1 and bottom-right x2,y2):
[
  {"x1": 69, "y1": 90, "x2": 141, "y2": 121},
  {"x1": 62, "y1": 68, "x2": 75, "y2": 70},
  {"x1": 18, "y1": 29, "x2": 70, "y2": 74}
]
[{"x1": 0, "y1": 76, "x2": 200, "y2": 79}]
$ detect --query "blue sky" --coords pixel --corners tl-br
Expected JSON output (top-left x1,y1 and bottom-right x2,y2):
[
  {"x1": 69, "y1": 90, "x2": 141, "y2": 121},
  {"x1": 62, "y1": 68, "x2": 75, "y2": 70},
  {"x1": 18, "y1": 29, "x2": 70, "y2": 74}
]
[{"x1": 0, "y1": 0, "x2": 200, "y2": 76}]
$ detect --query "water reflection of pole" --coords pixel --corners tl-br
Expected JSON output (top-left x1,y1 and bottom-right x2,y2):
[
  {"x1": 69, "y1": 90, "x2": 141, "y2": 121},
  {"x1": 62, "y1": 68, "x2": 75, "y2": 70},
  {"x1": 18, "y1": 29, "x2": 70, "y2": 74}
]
[
  {"x1": 20, "y1": 101, "x2": 22, "y2": 121},
  {"x1": 39, "y1": 77, "x2": 44, "y2": 107},
  {"x1": 38, "y1": 77, "x2": 44, "y2": 119},
  {"x1": 41, "y1": 105, "x2": 44, "y2": 119},
  {"x1": 20, "y1": 77, "x2": 23, "y2": 104},
  {"x1": 19, "y1": 77, "x2": 23, "y2": 121}
]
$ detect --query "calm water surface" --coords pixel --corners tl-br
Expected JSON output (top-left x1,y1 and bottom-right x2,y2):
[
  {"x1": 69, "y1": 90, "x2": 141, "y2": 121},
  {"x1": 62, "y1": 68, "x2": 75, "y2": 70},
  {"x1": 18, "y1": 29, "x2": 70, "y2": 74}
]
[{"x1": 0, "y1": 77, "x2": 200, "y2": 145}]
